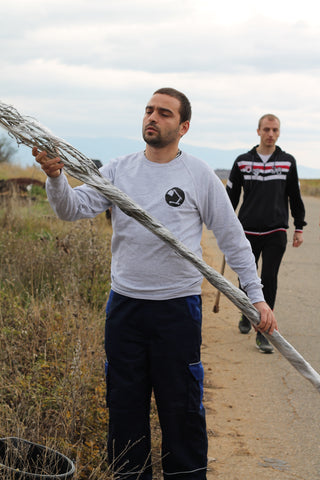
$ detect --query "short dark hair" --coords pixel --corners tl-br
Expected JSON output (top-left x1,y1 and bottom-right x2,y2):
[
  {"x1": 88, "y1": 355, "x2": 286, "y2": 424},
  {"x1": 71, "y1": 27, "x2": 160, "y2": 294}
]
[
  {"x1": 153, "y1": 87, "x2": 192, "y2": 123},
  {"x1": 258, "y1": 113, "x2": 280, "y2": 129}
]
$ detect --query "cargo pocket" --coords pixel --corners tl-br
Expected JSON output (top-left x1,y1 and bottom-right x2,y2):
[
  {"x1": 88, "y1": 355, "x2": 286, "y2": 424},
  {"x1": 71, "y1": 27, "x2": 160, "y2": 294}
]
[
  {"x1": 186, "y1": 295, "x2": 202, "y2": 325},
  {"x1": 188, "y1": 361, "x2": 204, "y2": 412}
]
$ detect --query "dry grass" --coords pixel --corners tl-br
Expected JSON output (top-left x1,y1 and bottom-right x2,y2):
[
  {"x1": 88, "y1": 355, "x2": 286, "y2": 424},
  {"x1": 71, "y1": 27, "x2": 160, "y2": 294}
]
[
  {"x1": 0, "y1": 196, "x2": 112, "y2": 478},
  {"x1": 0, "y1": 162, "x2": 47, "y2": 181},
  {"x1": 0, "y1": 161, "x2": 83, "y2": 188},
  {"x1": 300, "y1": 179, "x2": 320, "y2": 197},
  {"x1": 0, "y1": 161, "x2": 163, "y2": 479}
]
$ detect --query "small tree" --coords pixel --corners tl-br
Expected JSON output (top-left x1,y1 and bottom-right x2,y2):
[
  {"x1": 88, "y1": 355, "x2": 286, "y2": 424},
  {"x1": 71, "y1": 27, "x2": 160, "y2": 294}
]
[{"x1": 0, "y1": 135, "x2": 17, "y2": 163}]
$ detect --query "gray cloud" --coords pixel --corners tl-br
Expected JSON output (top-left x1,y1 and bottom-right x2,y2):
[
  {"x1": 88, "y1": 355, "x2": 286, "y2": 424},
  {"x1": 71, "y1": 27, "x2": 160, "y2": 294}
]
[
  {"x1": 3, "y1": 2, "x2": 320, "y2": 73},
  {"x1": 1, "y1": 0, "x2": 320, "y2": 168}
]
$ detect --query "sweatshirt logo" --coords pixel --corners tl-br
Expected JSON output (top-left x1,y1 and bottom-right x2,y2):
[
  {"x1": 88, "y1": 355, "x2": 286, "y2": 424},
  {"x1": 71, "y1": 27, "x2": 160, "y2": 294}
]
[{"x1": 165, "y1": 187, "x2": 185, "y2": 207}]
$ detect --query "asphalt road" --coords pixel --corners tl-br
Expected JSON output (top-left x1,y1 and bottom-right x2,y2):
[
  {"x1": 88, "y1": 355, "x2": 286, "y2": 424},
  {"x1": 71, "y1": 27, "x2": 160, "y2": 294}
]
[
  {"x1": 273, "y1": 195, "x2": 320, "y2": 478},
  {"x1": 201, "y1": 195, "x2": 320, "y2": 479}
]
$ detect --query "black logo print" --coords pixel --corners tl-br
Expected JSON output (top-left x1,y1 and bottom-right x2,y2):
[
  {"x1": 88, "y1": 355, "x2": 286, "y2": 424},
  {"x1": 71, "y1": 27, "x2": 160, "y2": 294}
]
[{"x1": 165, "y1": 187, "x2": 185, "y2": 207}]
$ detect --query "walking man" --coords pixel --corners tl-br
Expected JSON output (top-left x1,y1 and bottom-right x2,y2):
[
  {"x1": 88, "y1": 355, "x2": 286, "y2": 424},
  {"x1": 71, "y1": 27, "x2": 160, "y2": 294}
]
[
  {"x1": 227, "y1": 114, "x2": 306, "y2": 353},
  {"x1": 33, "y1": 89, "x2": 277, "y2": 479}
]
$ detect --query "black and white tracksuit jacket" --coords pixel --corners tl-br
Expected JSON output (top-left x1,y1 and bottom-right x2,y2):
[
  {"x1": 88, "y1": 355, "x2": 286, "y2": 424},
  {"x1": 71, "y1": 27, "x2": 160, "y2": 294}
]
[{"x1": 226, "y1": 145, "x2": 307, "y2": 234}]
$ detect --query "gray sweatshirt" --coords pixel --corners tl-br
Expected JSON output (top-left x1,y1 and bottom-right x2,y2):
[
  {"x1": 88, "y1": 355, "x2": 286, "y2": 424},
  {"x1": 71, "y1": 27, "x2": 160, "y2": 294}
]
[{"x1": 45, "y1": 151, "x2": 264, "y2": 303}]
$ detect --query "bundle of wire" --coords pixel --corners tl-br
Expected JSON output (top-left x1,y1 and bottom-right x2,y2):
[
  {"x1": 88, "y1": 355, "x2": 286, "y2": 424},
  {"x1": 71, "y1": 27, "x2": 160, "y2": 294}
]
[{"x1": 0, "y1": 100, "x2": 319, "y2": 393}]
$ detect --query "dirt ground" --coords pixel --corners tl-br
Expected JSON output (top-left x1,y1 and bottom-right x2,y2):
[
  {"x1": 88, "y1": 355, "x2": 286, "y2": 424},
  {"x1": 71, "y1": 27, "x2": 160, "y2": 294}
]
[{"x1": 200, "y1": 196, "x2": 320, "y2": 480}]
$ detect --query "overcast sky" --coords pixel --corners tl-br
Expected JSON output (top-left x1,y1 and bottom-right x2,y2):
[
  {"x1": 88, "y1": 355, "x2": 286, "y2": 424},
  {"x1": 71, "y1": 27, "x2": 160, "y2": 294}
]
[{"x1": 1, "y1": 0, "x2": 320, "y2": 170}]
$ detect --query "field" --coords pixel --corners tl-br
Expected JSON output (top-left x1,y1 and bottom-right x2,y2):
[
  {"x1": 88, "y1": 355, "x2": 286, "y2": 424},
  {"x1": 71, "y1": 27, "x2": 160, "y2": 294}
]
[
  {"x1": 0, "y1": 162, "x2": 166, "y2": 479},
  {"x1": 0, "y1": 161, "x2": 318, "y2": 479},
  {"x1": 0, "y1": 178, "x2": 112, "y2": 477}
]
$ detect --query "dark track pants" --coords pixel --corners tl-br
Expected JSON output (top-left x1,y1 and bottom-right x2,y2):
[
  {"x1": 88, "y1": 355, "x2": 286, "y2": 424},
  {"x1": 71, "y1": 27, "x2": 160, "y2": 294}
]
[
  {"x1": 104, "y1": 291, "x2": 208, "y2": 479},
  {"x1": 245, "y1": 230, "x2": 287, "y2": 309}
]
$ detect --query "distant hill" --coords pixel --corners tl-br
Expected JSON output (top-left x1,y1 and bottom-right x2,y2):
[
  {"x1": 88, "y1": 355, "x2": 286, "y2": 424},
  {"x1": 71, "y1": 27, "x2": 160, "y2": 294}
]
[
  {"x1": 64, "y1": 136, "x2": 243, "y2": 171},
  {"x1": 11, "y1": 135, "x2": 320, "y2": 179},
  {"x1": 65, "y1": 136, "x2": 320, "y2": 179}
]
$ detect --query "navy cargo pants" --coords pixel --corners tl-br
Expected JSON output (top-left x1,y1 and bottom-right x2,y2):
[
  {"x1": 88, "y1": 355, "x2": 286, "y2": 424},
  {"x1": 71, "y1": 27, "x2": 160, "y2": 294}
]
[{"x1": 105, "y1": 290, "x2": 208, "y2": 479}]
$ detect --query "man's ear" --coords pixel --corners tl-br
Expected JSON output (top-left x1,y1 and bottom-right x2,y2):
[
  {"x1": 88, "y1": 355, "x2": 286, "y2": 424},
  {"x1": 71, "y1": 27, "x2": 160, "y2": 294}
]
[{"x1": 180, "y1": 121, "x2": 190, "y2": 137}]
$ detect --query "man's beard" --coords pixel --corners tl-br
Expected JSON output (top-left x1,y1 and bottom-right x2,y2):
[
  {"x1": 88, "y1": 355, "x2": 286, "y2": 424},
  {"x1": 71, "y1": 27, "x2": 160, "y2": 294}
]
[
  {"x1": 143, "y1": 132, "x2": 163, "y2": 147},
  {"x1": 142, "y1": 126, "x2": 180, "y2": 148}
]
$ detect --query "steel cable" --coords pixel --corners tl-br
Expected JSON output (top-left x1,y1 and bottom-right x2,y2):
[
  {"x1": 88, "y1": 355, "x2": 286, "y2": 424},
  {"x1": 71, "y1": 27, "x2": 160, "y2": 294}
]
[{"x1": 0, "y1": 100, "x2": 319, "y2": 393}]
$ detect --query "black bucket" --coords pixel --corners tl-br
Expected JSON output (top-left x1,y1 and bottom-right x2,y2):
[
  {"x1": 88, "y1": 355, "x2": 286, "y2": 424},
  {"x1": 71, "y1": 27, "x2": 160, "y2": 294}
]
[{"x1": 0, "y1": 437, "x2": 75, "y2": 479}]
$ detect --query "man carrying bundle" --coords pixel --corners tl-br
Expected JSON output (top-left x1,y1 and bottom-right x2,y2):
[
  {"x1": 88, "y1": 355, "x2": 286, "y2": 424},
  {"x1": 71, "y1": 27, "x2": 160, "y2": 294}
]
[{"x1": 33, "y1": 88, "x2": 277, "y2": 480}]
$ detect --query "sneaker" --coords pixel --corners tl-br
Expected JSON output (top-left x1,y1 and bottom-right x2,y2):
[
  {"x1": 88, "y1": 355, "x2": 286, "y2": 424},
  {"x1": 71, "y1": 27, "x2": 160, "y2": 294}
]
[
  {"x1": 238, "y1": 316, "x2": 252, "y2": 334},
  {"x1": 256, "y1": 332, "x2": 274, "y2": 353}
]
